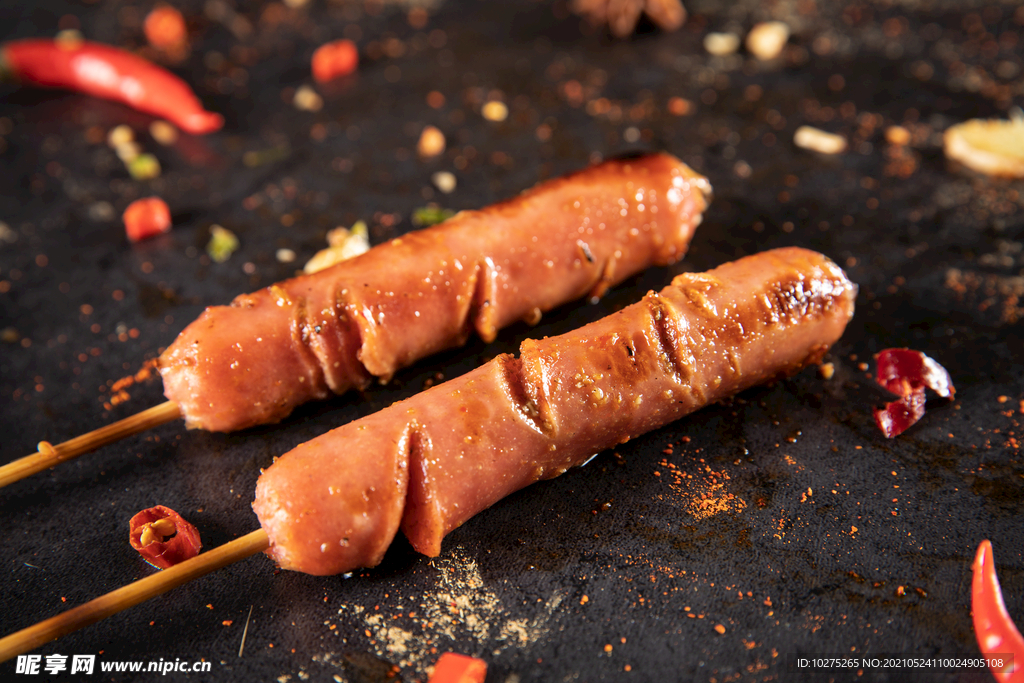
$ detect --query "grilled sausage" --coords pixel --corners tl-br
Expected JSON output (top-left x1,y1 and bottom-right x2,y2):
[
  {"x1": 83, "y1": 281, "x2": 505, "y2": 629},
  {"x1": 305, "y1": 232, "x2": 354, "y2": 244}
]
[
  {"x1": 159, "y1": 153, "x2": 710, "y2": 432},
  {"x1": 252, "y1": 247, "x2": 857, "y2": 576}
]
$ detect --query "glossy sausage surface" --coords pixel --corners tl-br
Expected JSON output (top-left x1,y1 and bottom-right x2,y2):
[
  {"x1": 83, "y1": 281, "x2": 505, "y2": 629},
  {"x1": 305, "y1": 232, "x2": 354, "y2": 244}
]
[
  {"x1": 252, "y1": 247, "x2": 857, "y2": 575},
  {"x1": 160, "y1": 153, "x2": 710, "y2": 432}
]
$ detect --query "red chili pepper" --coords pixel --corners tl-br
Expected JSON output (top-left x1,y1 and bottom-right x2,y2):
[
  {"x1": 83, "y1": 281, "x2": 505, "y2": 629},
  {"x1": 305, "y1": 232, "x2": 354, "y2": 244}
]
[
  {"x1": 0, "y1": 38, "x2": 222, "y2": 134},
  {"x1": 972, "y1": 540, "x2": 1024, "y2": 682},
  {"x1": 129, "y1": 505, "x2": 202, "y2": 569},
  {"x1": 311, "y1": 39, "x2": 358, "y2": 84},
  {"x1": 123, "y1": 196, "x2": 172, "y2": 242},
  {"x1": 872, "y1": 348, "x2": 955, "y2": 438},
  {"x1": 427, "y1": 653, "x2": 487, "y2": 683}
]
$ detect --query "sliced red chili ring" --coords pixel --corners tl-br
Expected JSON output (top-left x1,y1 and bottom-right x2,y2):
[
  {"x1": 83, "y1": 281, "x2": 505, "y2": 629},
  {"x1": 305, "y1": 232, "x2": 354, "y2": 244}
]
[{"x1": 129, "y1": 505, "x2": 202, "y2": 569}]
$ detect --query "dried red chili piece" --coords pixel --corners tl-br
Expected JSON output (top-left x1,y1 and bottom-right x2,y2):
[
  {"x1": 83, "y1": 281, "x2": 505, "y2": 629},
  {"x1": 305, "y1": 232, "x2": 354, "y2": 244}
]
[
  {"x1": 311, "y1": 40, "x2": 358, "y2": 84},
  {"x1": 971, "y1": 540, "x2": 1024, "y2": 682},
  {"x1": 0, "y1": 39, "x2": 222, "y2": 134},
  {"x1": 875, "y1": 348, "x2": 955, "y2": 399},
  {"x1": 427, "y1": 653, "x2": 487, "y2": 683},
  {"x1": 129, "y1": 505, "x2": 201, "y2": 569},
  {"x1": 123, "y1": 196, "x2": 172, "y2": 242},
  {"x1": 873, "y1": 389, "x2": 925, "y2": 439},
  {"x1": 872, "y1": 348, "x2": 955, "y2": 438}
]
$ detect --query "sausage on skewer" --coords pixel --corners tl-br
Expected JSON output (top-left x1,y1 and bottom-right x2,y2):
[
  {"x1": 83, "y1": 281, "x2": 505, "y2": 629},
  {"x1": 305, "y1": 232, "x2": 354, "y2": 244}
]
[
  {"x1": 2, "y1": 153, "x2": 708, "y2": 487},
  {"x1": 160, "y1": 152, "x2": 710, "y2": 432},
  {"x1": 253, "y1": 247, "x2": 856, "y2": 575},
  {"x1": 0, "y1": 247, "x2": 855, "y2": 660}
]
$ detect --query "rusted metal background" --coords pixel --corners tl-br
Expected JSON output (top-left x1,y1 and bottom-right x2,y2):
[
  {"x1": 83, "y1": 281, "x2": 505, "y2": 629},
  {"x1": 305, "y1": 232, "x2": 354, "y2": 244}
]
[{"x1": 1, "y1": 0, "x2": 1022, "y2": 681}]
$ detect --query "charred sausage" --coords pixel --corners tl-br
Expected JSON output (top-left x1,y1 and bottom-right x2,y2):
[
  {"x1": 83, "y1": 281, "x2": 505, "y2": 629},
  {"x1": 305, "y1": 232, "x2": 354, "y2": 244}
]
[
  {"x1": 160, "y1": 153, "x2": 710, "y2": 432},
  {"x1": 252, "y1": 247, "x2": 857, "y2": 576}
]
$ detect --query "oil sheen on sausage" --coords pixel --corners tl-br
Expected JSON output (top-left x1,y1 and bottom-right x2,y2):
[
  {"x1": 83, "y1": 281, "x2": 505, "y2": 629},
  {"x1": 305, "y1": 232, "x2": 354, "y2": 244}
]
[
  {"x1": 159, "y1": 153, "x2": 709, "y2": 432},
  {"x1": 252, "y1": 247, "x2": 857, "y2": 575}
]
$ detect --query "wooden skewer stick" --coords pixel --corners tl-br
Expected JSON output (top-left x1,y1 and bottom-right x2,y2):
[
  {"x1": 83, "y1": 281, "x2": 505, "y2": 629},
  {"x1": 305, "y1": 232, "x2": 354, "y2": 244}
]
[
  {"x1": 0, "y1": 528, "x2": 269, "y2": 663},
  {"x1": 0, "y1": 401, "x2": 181, "y2": 489}
]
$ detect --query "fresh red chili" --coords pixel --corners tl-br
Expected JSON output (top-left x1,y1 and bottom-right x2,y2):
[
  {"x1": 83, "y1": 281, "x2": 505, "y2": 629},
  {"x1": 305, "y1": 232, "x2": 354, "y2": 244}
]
[
  {"x1": 0, "y1": 38, "x2": 222, "y2": 134},
  {"x1": 972, "y1": 540, "x2": 1024, "y2": 682},
  {"x1": 129, "y1": 505, "x2": 202, "y2": 569}
]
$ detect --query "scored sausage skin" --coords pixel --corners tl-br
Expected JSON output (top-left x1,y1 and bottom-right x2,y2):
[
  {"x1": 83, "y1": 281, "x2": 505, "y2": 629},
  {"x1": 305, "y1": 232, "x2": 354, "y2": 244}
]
[
  {"x1": 159, "y1": 153, "x2": 710, "y2": 432},
  {"x1": 253, "y1": 247, "x2": 856, "y2": 576}
]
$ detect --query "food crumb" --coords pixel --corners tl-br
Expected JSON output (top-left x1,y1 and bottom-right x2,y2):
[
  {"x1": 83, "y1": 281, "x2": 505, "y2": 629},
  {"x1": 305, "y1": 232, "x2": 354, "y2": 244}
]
[
  {"x1": 704, "y1": 32, "x2": 739, "y2": 56},
  {"x1": 432, "y1": 171, "x2": 457, "y2": 194},
  {"x1": 667, "y1": 97, "x2": 692, "y2": 116},
  {"x1": 746, "y1": 21, "x2": 789, "y2": 60},
  {"x1": 885, "y1": 126, "x2": 911, "y2": 146},
  {"x1": 604, "y1": 644, "x2": 612, "y2": 653},
  {"x1": 482, "y1": 100, "x2": 508, "y2": 122},
  {"x1": 818, "y1": 362, "x2": 834, "y2": 380},
  {"x1": 998, "y1": 396, "x2": 1008, "y2": 403},
  {"x1": 276, "y1": 248, "x2": 296, "y2": 263},
  {"x1": 149, "y1": 120, "x2": 178, "y2": 146},
  {"x1": 293, "y1": 85, "x2": 324, "y2": 112},
  {"x1": 580, "y1": 595, "x2": 588, "y2": 605},
  {"x1": 714, "y1": 624, "x2": 726, "y2": 634},
  {"x1": 794, "y1": 126, "x2": 847, "y2": 155},
  {"x1": 418, "y1": 126, "x2": 446, "y2": 158}
]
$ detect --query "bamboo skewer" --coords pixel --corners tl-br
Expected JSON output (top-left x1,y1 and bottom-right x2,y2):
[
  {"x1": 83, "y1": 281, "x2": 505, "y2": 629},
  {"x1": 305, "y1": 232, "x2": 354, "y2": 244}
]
[
  {"x1": 0, "y1": 529, "x2": 269, "y2": 662},
  {"x1": 0, "y1": 401, "x2": 182, "y2": 489}
]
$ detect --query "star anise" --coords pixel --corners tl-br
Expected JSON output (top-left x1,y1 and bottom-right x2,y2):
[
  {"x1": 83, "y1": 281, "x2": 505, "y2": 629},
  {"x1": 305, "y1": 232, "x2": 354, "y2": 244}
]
[{"x1": 571, "y1": 0, "x2": 687, "y2": 38}]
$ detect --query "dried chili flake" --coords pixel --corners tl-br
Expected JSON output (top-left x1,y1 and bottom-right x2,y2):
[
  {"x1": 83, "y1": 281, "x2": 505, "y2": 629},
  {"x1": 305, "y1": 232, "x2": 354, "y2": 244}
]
[
  {"x1": 311, "y1": 39, "x2": 358, "y2": 84},
  {"x1": 144, "y1": 6, "x2": 188, "y2": 53},
  {"x1": 427, "y1": 653, "x2": 487, "y2": 683},
  {"x1": 122, "y1": 197, "x2": 172, "y2": 242},
  {"x1": 129, "y1": 505, "x2": 201, "y2": 569},
  {"x1": 872, "y1": 348, "x2": 955, "y2": 438}
]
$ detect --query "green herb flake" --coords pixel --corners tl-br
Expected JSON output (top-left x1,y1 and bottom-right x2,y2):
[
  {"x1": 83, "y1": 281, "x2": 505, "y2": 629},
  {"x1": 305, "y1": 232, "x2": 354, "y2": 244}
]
[{"x1": 207, "y1": 225, "x2": 240, "y2": 263}]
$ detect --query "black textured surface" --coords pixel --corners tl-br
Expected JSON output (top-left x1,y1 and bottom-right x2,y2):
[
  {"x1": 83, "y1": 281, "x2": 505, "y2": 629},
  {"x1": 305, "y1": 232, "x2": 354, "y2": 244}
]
[{"x1": 1, "y1": 1, "x2": 1023, "y2": 681}]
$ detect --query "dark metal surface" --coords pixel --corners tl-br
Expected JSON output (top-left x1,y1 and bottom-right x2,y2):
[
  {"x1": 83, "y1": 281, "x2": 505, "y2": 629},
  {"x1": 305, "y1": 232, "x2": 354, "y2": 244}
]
[{"x1": 1, "y1": 0, "x2": 1023, "y2": 681}]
